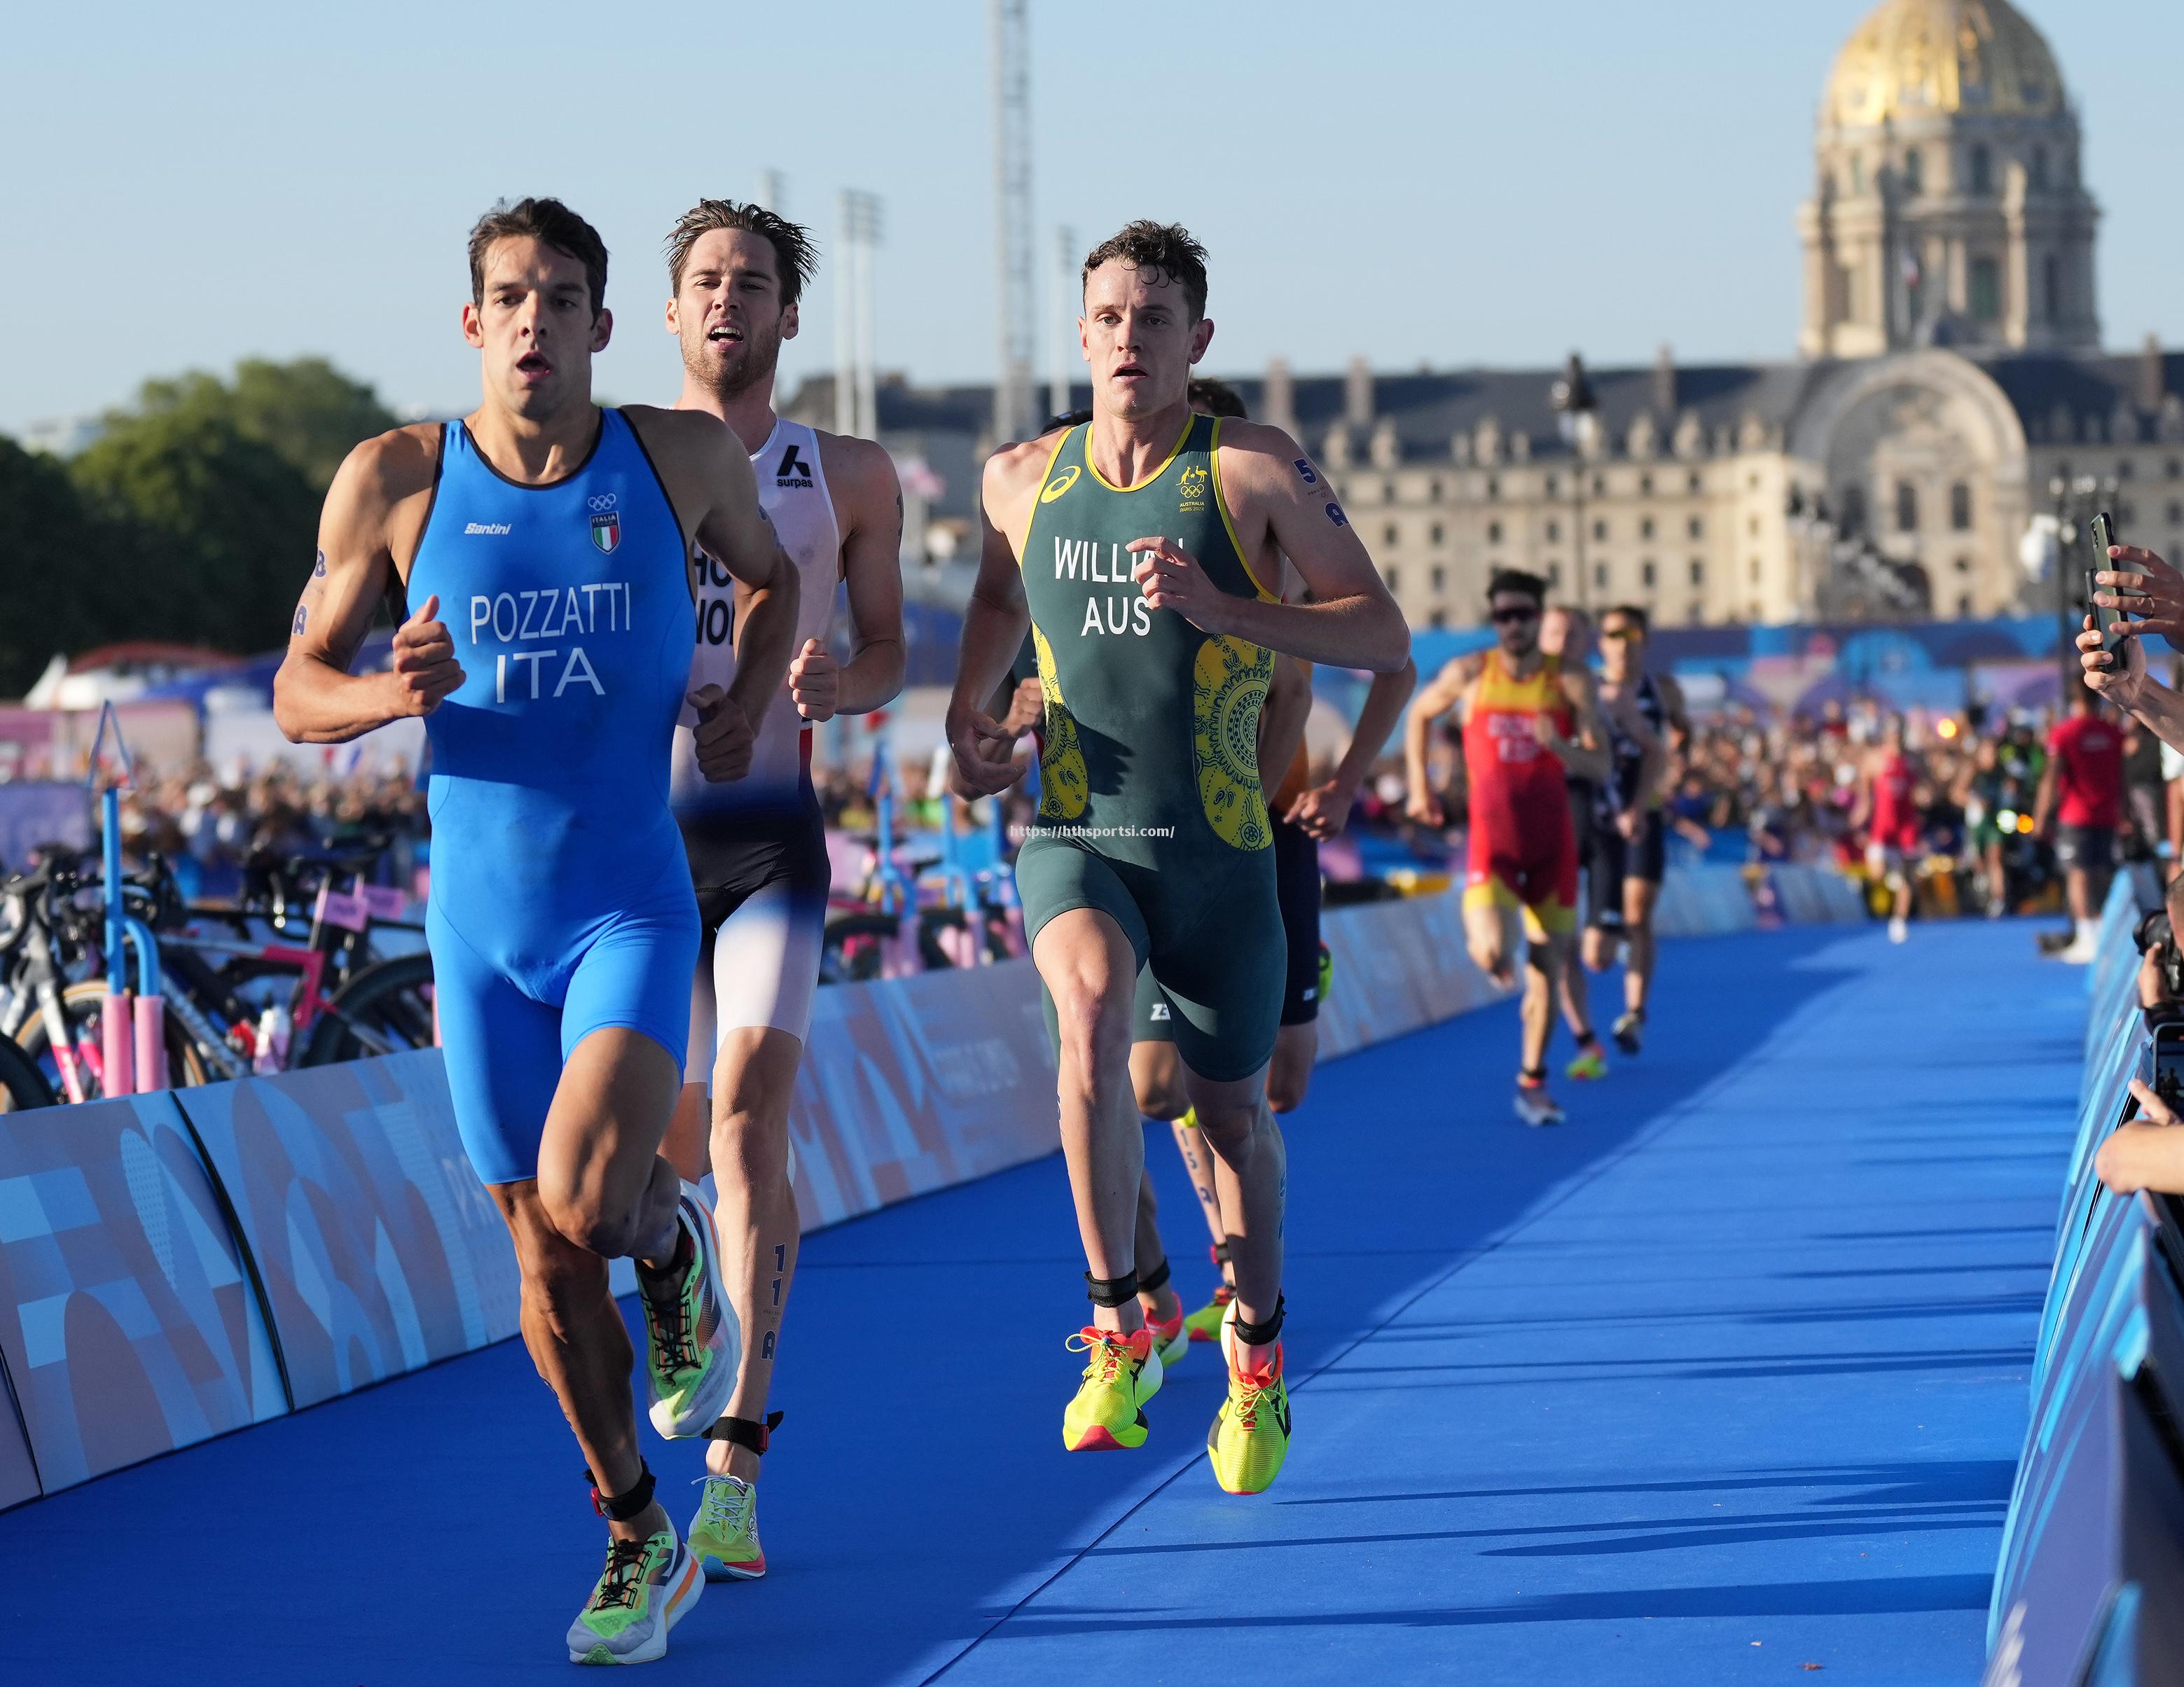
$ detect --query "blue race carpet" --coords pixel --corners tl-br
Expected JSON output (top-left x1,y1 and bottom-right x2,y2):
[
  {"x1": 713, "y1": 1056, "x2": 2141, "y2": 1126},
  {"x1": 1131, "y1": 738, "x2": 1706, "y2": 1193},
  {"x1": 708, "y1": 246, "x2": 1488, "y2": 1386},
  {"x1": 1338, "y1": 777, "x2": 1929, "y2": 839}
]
[{"x1": 0, "y1": 920, "x2": 2078, "y2": 1685}]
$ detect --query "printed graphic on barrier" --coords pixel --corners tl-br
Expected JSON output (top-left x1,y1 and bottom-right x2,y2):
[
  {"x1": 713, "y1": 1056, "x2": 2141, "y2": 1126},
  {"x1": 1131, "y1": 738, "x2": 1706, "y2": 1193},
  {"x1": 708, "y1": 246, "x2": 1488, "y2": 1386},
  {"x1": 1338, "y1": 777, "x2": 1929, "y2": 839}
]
[
  {"x1": 0, "y1": 1391, "x2": 34, "y2": 1512},
  {"x1": 790, "y1": 958, "x2": 1060, "y2": 1233},
  {"x1": 174, "y1": 1051, "x2": 522, "y2": 1408},
  {"x1": 0, "y1": 1093, "x2": 284, "y2": 1495},
  {"x1": 1318, "y1": 891, "x2": 1500, "y2": 1061},
  {"x1": 1984, "y1": 1336, "x2": 2184, "y2": 1686}
]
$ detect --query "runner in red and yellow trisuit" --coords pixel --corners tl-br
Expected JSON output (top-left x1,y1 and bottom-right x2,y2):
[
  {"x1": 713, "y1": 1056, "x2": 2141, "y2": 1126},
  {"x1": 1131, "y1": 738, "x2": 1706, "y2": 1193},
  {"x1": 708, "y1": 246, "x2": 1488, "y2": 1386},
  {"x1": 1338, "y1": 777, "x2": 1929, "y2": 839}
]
[{"x1": 1405, "y1": 569, "x2": 1610, "y2": 1125}]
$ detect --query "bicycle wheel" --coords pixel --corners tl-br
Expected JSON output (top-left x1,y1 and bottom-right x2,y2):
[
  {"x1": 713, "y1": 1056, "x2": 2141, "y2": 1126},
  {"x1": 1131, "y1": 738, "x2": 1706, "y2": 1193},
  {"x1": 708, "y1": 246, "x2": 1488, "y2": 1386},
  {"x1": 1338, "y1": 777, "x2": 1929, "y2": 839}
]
[
  {"x1": 15, "y1": 980, "x2": 214, "y2": 1100},
  {"x1": 0, "y1": 1034, "x2": 57, "y2": 1112},
  {"x1": 299, "y1": 950, "x2": 436, "y2": 1067}
]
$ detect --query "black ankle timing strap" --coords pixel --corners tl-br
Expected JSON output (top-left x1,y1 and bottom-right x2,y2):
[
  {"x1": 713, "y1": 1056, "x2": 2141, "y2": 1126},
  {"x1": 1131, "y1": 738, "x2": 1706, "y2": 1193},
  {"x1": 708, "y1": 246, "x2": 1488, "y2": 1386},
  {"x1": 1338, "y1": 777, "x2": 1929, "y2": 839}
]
[
  {"x1": 1232, "y1": 1295, "x2": 1287, "y2": 1348},
  {"x1": 1138, "y1": 1257, "x2": 1172, "y2": 1296},
  {"x1": 586, "y1": 1462, "x2": 656, "y2": 1521},
  {"x1": 704, "y1": 1410, "x2": 785, "y2": 1455},
  {"x1": 1084, "y1": 1270, "x2": 1139, "y2": 1308},
  {"x1": 1210, "y1": 1242, "x2": 1231, "y2": 1265}
]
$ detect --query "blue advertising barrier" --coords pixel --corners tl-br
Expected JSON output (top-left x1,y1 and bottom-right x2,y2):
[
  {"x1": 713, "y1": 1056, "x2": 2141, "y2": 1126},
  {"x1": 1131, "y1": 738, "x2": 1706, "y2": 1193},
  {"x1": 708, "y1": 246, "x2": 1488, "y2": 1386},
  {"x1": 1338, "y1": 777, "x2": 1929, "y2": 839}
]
[
  {"x1": 0, "y1": 1093, "x2": 285, "y2": 1496},
  {"x1": 0, "y1": 865, "x2": 1869, "y2": 1511},
  {"x1": 1989, "y1": 874, "x2": 2184, "y2": 1684}
]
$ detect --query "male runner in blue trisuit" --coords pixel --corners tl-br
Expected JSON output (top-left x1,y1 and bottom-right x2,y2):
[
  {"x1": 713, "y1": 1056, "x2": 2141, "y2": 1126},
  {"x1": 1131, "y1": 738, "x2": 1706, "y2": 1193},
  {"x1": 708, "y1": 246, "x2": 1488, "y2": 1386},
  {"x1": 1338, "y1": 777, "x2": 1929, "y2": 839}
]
[{"x1": 275, "y1": 197, "x2": 798, "y2": 1666}]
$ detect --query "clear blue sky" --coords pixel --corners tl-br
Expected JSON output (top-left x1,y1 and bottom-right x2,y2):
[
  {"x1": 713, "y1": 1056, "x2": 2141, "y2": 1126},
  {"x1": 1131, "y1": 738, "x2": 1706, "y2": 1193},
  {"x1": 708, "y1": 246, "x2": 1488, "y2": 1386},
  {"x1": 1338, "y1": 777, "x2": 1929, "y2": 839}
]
[{"x1": 6, "y1": 0, "x2": 2180, "y2": 436}]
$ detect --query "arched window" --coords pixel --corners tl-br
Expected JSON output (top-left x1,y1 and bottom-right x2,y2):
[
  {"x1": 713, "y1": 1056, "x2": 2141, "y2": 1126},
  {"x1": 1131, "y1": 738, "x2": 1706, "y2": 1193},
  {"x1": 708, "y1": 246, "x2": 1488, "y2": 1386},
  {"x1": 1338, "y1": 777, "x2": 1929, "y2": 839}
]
[
  {"x1": 1429, "y1": 609, "x2": 1448, "y2": 630},
  {"x1": 1487, "y1": 520, "x2": 1503, "y2": 543},
  {"x1": 1840, "y1": 484, "x2": 1867, "y2": 535},
  {"x1": 1592, "y1": 518, "x2": 1607, "y2": 542},
  {"x1": 1689, "y1": 559, "x2": 1705, "y2": 585},
  {"x1": 1902, "y1": 147, "x2": 1923, "y2": 195},
  {"x1": 1640, "y1": 516, "x2": 1656, "y2": 540},
  {"x1": 1546, "y1": 520, "x2": 1561, "y2": 543},
  {"x1": 1383, "y1": 567, "x2": 1399, "y2": 592},
  {"x1": 1594, "y1": 562, "x2": 1608, "y2": 590},
  {"x1": 1895, "y1": 481, "x2": 1919, "y2": 533},
  {"x1": 1486, "y1": 476, "x2": 1500, "y2": 500},
  {"x1": 1970, "y1": 144, "x2": 1992, "y2": 195},
  {"x1": 1970, "y1": 257, "x2": 2001, "y2": 321},
  {"x1": 1687, "y1": 515, "x2": 1704, "y2": 540},
  {"x1": 1383, "y1": 523, "x2": 1399, "y2": 547},
  {"x1": 1430, "y1": 565, "x2": 1446, "y2": 593},
  {"x1": 1949, "y1": 483, "x2": 1972, "y2": 530},
  {"x1": 1642, "y1": 560, "x2": 1657, "y2": 588}
]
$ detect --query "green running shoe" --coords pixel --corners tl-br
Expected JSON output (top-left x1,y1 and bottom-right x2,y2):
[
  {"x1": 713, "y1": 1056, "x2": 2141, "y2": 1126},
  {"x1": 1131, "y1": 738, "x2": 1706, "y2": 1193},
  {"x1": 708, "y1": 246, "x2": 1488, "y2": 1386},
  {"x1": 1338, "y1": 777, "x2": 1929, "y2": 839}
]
[
  {"x1": 566, "y1": 1529, "x2": 702, "y2": 1665},
  {"x1": 688, "y1": 1473, "x2": 767, "y2": 1581},
  {"x1": 640, "y1": 1183, "x2": 742, "y2": 1440}
]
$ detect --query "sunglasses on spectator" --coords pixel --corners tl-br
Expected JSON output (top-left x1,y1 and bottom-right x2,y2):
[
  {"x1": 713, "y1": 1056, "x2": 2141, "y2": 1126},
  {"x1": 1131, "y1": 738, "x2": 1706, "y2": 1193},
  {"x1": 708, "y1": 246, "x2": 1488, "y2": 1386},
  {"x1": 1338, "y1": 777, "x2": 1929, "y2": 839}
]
[
  {"x1": 1491, "y1": 606, "x2": 1539, "y2": 625},
  {"x1": 1601, "y1": 625, "x2": 1644, "y2": 641}
]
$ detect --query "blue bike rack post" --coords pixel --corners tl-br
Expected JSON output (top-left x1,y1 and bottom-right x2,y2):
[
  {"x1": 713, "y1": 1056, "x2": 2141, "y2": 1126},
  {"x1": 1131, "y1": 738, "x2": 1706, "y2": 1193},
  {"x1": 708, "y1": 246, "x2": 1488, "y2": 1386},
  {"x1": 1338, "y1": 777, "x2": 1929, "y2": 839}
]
[
  {"x1": 86, "y1": 702, "x2": 165, "y2": 1092},
  {"x1": 866, "y1": 737, "x2": 913, "y2": 916}
]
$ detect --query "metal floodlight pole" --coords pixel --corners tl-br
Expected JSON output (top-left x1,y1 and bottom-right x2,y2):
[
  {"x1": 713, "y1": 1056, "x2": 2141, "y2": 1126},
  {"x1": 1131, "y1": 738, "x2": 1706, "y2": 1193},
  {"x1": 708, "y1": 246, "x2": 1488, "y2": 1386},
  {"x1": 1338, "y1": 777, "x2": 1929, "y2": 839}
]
[
  {"x1": 990, "y1": 0, "x2": 1034, "y2": 443},
  {"x1": 835, "y1": 189, "x2": 855, "y2": 437},
  {"x1": 1048, "y1": 224, "x2": 1077, "y2": 424},
  {"x1": 852, "y1": 193, "x2": 882, "y2": 440}
]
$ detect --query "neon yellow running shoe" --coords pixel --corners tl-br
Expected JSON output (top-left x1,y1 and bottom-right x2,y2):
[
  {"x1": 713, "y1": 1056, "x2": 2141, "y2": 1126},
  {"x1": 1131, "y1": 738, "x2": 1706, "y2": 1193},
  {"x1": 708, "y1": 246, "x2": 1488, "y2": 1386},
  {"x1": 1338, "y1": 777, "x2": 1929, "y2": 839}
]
[
  {"x1": 1183, "y1": 1283, "x2": 1235, "y2": 1345},
  {"x1": 1565, "y1": 1046, "x2": 1608, "y2": 1081},
  {"x1": 566, "y1": 1529, "x2": 703, "y2": 1665},
  {"x1": 1062, "y1": 1326, "x2": 1163, "y2": 1451},
  {"x1": 639, "y1": 1183, "x2": 742, "y2": 1440},
  {"x1": 1208, "y1": 1305, "x2": 1291, "y2": 1495},
  {"x1": 687, "y1": 1473, "x2": 766, "y2": 1581}
]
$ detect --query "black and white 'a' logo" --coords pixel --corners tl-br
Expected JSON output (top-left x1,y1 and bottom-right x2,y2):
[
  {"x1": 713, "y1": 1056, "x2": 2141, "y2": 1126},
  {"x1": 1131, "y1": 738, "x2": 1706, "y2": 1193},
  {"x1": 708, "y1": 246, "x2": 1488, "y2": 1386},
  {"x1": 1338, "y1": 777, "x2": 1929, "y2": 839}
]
[{"x1": 776, "y1": 443, "x2": 815, "y2": 487}]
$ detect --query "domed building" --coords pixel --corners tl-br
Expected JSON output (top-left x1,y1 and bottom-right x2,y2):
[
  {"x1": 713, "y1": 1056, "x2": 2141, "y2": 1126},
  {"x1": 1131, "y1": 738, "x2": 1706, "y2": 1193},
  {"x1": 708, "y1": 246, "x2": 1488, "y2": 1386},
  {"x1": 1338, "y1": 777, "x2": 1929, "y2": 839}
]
[
  {"x1": 1799, "y1": 0, "x2": 2099, "y2": 358},
  {"x1": 810, "y1": 0, "x2": 2182, "y2": 629}
]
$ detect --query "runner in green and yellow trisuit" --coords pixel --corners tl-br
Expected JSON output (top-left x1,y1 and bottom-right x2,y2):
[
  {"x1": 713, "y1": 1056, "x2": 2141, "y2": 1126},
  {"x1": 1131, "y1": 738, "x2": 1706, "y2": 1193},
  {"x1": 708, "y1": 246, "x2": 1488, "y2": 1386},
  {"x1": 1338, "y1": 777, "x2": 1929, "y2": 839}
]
[{"x1": 947, "y1": 221, "x2": 1408, "y2": 1495}]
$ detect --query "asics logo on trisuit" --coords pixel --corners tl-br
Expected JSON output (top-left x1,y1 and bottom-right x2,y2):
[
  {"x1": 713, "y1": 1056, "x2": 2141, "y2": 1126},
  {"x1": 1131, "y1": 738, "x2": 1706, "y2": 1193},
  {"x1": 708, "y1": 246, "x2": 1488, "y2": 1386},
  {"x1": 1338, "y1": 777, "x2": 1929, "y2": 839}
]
[{"x1": 775, "y1": 443, "x2": 814, "y2": 488}]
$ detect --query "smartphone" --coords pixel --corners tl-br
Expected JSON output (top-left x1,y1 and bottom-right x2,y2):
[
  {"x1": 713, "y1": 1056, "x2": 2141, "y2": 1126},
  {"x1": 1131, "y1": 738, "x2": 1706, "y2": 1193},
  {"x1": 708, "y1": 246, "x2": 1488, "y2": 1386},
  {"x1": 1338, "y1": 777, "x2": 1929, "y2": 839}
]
[{"x1": 2089, "y1": 510, "x2": 2129, "y2": 653}]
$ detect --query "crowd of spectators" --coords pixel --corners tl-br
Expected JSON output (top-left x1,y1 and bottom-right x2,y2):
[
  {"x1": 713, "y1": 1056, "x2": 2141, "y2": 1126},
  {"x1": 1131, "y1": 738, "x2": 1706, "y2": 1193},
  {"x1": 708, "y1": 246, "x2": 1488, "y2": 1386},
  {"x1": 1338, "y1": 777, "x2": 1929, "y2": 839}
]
[{"x1": 13, "y1": 681, "x2": 2155, "y2": 926}]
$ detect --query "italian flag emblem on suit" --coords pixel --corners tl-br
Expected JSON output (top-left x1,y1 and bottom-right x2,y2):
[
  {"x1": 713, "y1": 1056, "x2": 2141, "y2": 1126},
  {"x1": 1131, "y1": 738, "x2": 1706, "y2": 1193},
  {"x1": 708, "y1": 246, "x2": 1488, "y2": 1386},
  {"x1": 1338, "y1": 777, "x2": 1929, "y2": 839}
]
[{"x1": 590, "y1": 510, "x2": 621, "y2": 554}]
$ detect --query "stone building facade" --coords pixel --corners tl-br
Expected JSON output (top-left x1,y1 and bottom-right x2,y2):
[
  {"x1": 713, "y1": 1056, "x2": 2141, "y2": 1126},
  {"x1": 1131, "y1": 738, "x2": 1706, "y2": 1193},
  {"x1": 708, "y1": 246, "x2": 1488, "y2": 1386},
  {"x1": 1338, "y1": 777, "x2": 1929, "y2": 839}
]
[{"x1": 791, "y1": 0, "x2": 2181, "y2": 630}]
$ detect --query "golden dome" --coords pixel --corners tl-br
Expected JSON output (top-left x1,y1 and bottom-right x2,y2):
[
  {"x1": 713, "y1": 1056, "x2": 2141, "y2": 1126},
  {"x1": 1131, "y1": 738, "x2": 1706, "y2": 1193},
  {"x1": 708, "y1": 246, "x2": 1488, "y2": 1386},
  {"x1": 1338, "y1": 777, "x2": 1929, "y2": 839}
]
[{"x1": 1825, "y1": 0, "x2": 2065, "y2": 130}]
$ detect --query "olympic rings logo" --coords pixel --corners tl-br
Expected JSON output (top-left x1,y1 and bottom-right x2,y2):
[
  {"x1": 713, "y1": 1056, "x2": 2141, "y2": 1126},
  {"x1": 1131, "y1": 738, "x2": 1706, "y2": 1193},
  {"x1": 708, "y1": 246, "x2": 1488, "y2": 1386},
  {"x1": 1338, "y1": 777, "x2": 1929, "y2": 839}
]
[{"x1": 587, "y1": 493, "x2": 618, "y2": 512}]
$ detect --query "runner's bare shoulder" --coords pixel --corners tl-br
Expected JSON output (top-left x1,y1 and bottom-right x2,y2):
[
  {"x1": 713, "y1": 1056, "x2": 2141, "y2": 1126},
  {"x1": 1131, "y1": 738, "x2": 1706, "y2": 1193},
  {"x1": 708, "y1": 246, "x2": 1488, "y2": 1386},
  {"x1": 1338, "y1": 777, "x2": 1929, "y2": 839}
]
[
  {"x1": 983, "y1": 428, "x2": 1071, "y2": 546},
  {"x1": 333, "y1": 423, "x2": 441, "y2": 511}
]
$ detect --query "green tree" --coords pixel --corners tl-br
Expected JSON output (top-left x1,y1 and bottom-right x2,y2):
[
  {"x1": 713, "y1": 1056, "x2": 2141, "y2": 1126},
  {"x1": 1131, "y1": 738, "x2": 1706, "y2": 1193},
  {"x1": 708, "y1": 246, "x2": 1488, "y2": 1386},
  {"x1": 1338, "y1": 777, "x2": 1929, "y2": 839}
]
[
  {"x1": 69, "y1": 408, "x2": 322, "y2": 657},
  {"x1": 134, "y1": 357, "x2": 396, "y2": 494},
  {"x1": 0, "y1": 438, "x2": 120, "y2": 694},
  {"x1": 15, "y1": 357, "x2": 403, "y2": 666}
]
